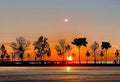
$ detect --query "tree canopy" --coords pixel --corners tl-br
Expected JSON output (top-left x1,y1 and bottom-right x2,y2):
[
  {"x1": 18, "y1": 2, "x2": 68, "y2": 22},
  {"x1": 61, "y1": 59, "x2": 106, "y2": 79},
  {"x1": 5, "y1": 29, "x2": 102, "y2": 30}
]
[
  {"x1": 33, "y1": 36, "x2": 51, "y2": 60},
  {"x1": 10, "y1": 36, "x2": 30, "y2": 60}
]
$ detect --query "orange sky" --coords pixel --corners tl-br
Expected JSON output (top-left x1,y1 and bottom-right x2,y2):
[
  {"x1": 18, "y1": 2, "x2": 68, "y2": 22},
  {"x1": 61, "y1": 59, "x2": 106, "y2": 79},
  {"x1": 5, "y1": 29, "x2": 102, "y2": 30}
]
[
  {"x1": 0, "y1": 41, "x2": 117, "y2": 63},
  {"x1": 0, "y1": 0, "x2": 120, "y2": 62}
]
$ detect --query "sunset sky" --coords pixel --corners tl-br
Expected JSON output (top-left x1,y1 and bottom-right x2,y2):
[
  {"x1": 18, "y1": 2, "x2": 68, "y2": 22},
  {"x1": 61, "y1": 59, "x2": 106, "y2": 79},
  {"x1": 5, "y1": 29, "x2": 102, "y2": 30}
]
[{"x1": 0, "y1": 0, "x2": 120, "y2": 61}]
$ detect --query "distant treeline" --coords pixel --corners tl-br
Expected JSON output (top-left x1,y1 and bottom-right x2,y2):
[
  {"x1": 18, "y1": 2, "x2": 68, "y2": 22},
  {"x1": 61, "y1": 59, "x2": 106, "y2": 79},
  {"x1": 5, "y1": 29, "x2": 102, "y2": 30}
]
[{"x1": 0, "y1": 36, "x2": 119, "y2": 64}]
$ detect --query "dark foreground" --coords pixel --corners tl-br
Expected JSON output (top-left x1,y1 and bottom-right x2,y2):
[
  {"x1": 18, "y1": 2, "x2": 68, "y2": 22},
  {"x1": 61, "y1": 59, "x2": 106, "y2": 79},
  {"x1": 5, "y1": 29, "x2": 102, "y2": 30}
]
[
  {"x1": 0, "y1": 67, "x2": 120, "y2": 82},
  {"x1": 0, "y1": 72, "x2": 120, "y2": 82},
  {"x1": 0, "y1": 61, "x2": 120, "y2": 67},
  {"x1": 2, "y1": 79, "x2": 120, "y2": 82}
]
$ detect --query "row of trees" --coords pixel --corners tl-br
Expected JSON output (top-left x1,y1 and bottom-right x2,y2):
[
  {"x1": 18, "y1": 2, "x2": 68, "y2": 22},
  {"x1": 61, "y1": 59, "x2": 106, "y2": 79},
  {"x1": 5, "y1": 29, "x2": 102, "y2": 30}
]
[
  {"x1": 55, "y1": 38, "x2": 112, "y2": 64},
  {"x1": 0, "y1": 36, "x2": 118, "y2": 64},
  {"x1": 0, "y1": 36, "x2": 51, "y2": 61}
]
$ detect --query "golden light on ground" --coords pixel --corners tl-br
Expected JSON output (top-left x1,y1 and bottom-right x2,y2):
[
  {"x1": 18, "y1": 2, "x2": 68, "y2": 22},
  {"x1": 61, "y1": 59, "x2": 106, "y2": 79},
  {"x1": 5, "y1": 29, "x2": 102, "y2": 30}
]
[
  {"x1": 66, "y1": 66, "x2": 71, "y2": 72},
  {"x1": 67, "y1": 56, "x2": 73, "y2": 61}
]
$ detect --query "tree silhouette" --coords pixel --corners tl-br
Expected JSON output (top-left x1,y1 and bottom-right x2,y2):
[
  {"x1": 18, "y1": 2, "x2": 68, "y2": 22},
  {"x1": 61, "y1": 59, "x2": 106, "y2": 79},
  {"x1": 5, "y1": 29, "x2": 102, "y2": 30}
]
[
  {"x1": 86, "y1": 51, "x2": 90, "y2": 64},
  {"x1": 1, "y1": 44, "x2": 5, "y2": 51},
  {"x1": 55, "y1": 40, "x2": 71, "y2": 62},
  {"x1": 90, "y1": 41, "x2": 99, "y2": 64},
  {"x1": 6, "y1": 55, "x2": 10, "y2": 60},
  {"x1": 71, "y1": 38, "x2": 88, "y2": 63},
  {"x1": 10, "y1": 36, "x2": 30, "y2": 61},
  {"x1": 101, "y1": 42, "x2": 111, "y2": 64},
  {"x1": 1, "y1": 55, "x2": 4, "y2": 60},
  {"x1": 115, "y1": 49, "x2": 119, "y2": 62},
  {"x1": 27, "y1": 53, "x2": 31, "y2": 61},
  {"x1": 99, "y1": 51, "x2": 104, "y2": 64},
  {"x1": 33, "y1": 36, "x2": 51, "y2": 61},
  {"x1": 0, "y1": 44, "x2": 10, "y2": 60},
  {"x1": 0, "y1": 44, "x2": 5, "y2": 59}
]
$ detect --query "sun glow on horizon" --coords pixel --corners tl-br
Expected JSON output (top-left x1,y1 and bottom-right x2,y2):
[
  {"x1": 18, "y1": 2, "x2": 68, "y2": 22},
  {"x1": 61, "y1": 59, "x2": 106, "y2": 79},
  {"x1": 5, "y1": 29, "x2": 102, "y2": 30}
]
[{"x1": 67, "y1": 56, "x2": 73, "y2": 61}]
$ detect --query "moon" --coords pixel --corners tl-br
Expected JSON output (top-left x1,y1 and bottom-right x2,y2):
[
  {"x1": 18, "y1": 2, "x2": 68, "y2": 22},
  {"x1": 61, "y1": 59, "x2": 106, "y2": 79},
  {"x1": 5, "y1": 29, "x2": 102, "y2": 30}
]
[{"x1": 64, "y1": 18, "x2": 68, "y2": 22}]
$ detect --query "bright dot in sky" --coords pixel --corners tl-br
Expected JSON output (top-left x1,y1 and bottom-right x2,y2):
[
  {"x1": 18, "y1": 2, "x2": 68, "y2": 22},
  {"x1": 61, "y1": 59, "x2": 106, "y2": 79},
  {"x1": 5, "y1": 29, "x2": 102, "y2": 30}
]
[{"x1": 64, "y1": 18, "x2": 68, "y2": 22}]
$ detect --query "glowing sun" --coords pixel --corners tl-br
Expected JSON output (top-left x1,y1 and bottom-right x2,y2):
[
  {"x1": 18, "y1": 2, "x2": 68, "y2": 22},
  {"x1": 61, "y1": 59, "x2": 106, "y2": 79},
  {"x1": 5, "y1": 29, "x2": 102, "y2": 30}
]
[{"x1": 67, "y1": 56, "x2": 73, "y2": 61}]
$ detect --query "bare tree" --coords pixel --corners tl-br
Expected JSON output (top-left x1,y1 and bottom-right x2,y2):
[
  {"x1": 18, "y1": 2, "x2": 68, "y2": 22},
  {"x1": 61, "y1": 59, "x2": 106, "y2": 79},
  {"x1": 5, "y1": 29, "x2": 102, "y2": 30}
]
[
  {"x1": 99, "y1": 51, "x2": 104, "y2": 64},
  {"x1": 115, "y1": 49, "x2": 119, "y2": 62},
  {"x1": 33, "y1": 36, "x2": 51, "y2": 61},
  {"x1": 10, "y1": 36, "x2": 30, "y2": 61},
  {"x1": 90, "y1": 41, "x2": 99, "y2": 64},
  {"x1": 55, "y1": 39, "x2": 71, "y2": 62}
]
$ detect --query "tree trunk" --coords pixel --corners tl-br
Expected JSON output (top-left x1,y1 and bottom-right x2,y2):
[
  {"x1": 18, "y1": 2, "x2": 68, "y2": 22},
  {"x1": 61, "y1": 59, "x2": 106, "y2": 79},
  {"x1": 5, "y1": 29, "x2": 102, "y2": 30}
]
[
  {"x1": 78, "y1": 46, "x2": 81, "y2": 64},
  {"x1": 12, "y1": 53, "x2": 13, "y2": 62},
  {"x1": 42, "y1": 55, "x2": 44, "y2": 61},
  {"x1": 94, "y1": 50, "x2": 96, "y2": 64},
  {"x1": 104, "y1": 52, "x2": 106, "y2": 64},
  {"x1": 40, "y1": 57, "x2": 42, "y2": 61},
  {"x1": 106, "y1": 50, "x2": 107, "y2": 64},
  {"x1": 116, "y1": 56, "x2": 118, "y2": 62},
  {"x1": 101, "y1": 58, "x2": 102, "y2": 64},
  {"x1": 63, "y1": 54, "x2": 64, "y2": 62},
  {"x1": 35, "y1": 55, "x2": 37, "y2": 61},
  {"x1": 86, "y1": 57, "x2": 88, "y2": 64}
]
